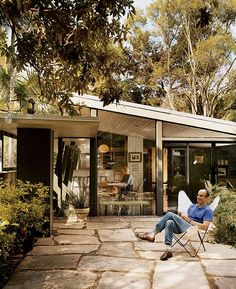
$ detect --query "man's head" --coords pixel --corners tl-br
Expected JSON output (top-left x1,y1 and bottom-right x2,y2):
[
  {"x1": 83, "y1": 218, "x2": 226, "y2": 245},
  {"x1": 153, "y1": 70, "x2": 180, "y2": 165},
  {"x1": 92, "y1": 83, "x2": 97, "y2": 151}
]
[
  {"x1": 122, "y1": 166, "x2": 129, "y2": 175},
  {"x1": 197, "y1": 189, "x2": 210, "y2": 206}
]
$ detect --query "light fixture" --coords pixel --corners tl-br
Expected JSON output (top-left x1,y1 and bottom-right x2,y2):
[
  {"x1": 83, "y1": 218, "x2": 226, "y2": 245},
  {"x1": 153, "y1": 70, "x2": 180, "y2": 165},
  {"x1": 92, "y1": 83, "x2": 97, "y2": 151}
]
[
  {"x1": 98, "y1": 144, "x2": 110, "y2": 153},
  {"x1": 4, "y1": 113, "x2": 13, "y2": 124}
]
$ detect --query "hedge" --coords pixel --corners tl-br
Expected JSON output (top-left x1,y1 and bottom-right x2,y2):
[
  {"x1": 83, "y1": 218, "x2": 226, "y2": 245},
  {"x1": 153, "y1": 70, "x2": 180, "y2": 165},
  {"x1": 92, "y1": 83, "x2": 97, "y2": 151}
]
[
  {"x1": 209, "y1": 185, "x2": 236, "y2": 248},
  {"x1": 0, "y1": 180, "x2": 49, "y2": 258}
]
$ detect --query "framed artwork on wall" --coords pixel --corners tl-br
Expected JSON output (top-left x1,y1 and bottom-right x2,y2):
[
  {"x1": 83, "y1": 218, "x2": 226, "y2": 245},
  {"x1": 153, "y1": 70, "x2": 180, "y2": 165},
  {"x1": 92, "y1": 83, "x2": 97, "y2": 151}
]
[{"x1": 129, "y1": 152, "x2": 142, "y2": 163}]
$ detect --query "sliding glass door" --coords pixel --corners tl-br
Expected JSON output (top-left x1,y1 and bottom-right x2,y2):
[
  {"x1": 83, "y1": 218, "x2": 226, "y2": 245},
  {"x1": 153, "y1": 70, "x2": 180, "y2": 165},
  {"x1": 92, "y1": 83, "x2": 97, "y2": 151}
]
[
  {"x1": 189, "y1": 143, "x2": 211, "y2": 201},
  {"x1": 163, "y1": 143, "x2": 212, "y2": 211}
]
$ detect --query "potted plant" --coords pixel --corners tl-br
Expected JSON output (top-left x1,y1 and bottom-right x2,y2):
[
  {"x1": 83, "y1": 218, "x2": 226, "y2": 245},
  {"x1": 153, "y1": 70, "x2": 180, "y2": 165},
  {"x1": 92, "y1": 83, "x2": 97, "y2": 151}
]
[{"x1": 67, "y1": 188, "x2": 90, "y2": 226}]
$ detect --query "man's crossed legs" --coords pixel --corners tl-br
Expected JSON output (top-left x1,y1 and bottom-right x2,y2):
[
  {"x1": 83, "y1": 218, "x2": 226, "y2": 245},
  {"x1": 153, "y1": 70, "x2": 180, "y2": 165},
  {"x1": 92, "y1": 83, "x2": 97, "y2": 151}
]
[{"x1": 137, "y1": 212, "x2": 191, "y2": 260}]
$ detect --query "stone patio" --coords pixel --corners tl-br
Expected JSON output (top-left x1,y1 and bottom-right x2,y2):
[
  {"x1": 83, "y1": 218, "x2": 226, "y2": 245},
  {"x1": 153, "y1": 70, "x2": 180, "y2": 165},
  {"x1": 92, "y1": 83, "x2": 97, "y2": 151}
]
[{"x1": 3, "y1": 217, "x2": 236, "y2": 289}]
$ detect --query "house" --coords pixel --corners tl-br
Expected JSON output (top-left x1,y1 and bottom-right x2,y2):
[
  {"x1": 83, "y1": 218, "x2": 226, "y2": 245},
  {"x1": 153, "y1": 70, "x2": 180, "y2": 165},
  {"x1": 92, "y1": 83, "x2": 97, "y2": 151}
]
[{"x1": 1, "y1": 94, "x2": 236, "y2": 230}]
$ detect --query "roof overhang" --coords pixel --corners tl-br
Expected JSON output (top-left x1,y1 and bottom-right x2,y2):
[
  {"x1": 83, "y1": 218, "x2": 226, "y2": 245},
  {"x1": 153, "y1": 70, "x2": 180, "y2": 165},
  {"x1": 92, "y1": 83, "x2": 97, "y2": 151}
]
[
  {"x1": 0, "y1": 113, "x2": 99, "y2": 138},
  {"x1": 73, "y1": 94, "x2": 236, "y2": 136}
]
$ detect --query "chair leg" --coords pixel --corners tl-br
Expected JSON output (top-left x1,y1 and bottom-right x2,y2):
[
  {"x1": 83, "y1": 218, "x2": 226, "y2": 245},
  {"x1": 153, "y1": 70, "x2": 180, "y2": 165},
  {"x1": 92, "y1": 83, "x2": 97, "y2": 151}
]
[
  {"x1": 172, "y1": 230, "x2": 208, "y2": 257},
  {"x1": 172, "y1": 233, "x2": 198, "y2": 257},
  {"x1": 194, "y1": 231, "x2": 207, "y2": 255}
]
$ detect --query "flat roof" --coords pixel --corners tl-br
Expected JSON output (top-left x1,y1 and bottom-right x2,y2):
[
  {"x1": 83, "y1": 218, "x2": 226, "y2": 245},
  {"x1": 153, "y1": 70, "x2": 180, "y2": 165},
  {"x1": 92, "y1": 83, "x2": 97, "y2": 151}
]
[
  {"x1": 73, "y1": 94, "x2": 236, "y2": 136},
  {"x1": 0, "y1": 113, "x2": 99, "y2": 138}
]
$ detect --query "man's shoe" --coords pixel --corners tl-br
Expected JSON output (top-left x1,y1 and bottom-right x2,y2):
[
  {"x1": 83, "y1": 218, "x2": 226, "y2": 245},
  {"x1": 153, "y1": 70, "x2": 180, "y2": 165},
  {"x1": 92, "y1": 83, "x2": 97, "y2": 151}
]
[
  {"x1": 137, "y1": 232, "x2": 155, "y2": 242},
  {"x1": 160, "y1": 251, "x2": 173, "y2": 261}
]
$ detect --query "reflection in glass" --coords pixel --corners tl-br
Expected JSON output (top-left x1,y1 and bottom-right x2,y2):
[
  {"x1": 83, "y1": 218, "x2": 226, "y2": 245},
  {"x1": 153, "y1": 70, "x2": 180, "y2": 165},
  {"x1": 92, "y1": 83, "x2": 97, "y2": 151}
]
[
  {"x1": 3, "y1": 134, "x2": 17, "y2": 169},
  {"x1": 55, "y1": 138, "x2": 90, "y2": 209},
  {"x1": 97, "y1": 132, "x2": 156, "y2": 216},
  {"x1": 216, "y1": 143, "x2": 236, "y2": 187}
]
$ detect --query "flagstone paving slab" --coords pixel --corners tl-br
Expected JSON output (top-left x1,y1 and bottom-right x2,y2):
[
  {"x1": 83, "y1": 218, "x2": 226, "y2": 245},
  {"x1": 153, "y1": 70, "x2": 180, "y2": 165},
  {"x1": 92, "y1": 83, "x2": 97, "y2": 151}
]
[
  {"x1": 54, "y1": 234, "x2": 99, "y2": 245},
  {"x1": 214, "y1": 277, "x2": 236, "y2": 289},
  {"x1": 134, "y1": 241, "x2": 166, "y2": 251},
  {"x1": 86, "y1": 222, "x2": 129, "y2": 230},
  {"x1": 97, "y1": 242, "x2": 139, "y2": 258},
  {"x1": 27, "y1": 245, "x2": 99, "y2": 255},
  {"x1": 34, "y1": 237, "x2": 54, "y2": 246},
  {"x1": 57, "y1": 229, "x2": 95, "y2": 235},
  {"x1": 53, "y1": 222, "x2": 84, "y2": 229},
  {"x1": 137, "y1": 250, "x2": 194, "y2": 261},
  {"x1": 18, "y1": 255, "x2": 80, "y2": 270},
  {"x1": 153, "y1": 261, "x2": 209, "y2": 289},
  {"x1": 98, "y1": 229, "x2": 137, "y2": 242},
  {"x1": 195, "y1": 243, "x2": 236, "y2": 259},
  {"x1": 201, "y1": 259, "x2": 236, "y2": 277},
  {"x1": 78, "y1": 256, "x2": 154, "y2": 273},
  {"x1": 4, "y1": 270, "x2": 98, "y2": 289},
  {"x1": 97, "y1": 271, "x2": 151, "y2": 289}
]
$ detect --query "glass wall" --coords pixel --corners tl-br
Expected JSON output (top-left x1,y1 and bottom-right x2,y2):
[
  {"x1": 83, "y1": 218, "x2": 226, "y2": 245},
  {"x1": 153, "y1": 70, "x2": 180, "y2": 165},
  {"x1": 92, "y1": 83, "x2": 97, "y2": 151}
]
[
  {"x1": 189, "y1": 143, "x2": 211, "y2": 200},
  {"x1": 97, "y1": 132, "x2": 156, "y2": 216},
  {"x1": 163, "y1": 144, "x2": 187, "y2": 211},
  {"x1": 54, "y1": 138, "x2": 90, "y2": 209},
  {"x1": 0, "y1": 131, "x2": 17, "y2": 185},
  {"x1": 143, "y1": 140, "x2": 156, "y2": 215},
  {"x1": 163, "y1": 142, "x2": 211, "y2": 211},
  {"x1": 1, "y1": 132, "x2": 17, "y2": 170},
  {"x1": 216, "y1": 143, "x2": 236, "y2": 187},
  {"x1": 163, "y1": 142, "x2": 236, "y2": 212}
]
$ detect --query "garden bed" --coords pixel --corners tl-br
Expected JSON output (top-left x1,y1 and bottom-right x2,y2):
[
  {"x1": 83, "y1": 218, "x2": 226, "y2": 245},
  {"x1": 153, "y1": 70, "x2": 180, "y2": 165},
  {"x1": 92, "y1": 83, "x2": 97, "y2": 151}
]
[{"x1": 0, "y1": 255, "x2": 23, "y2": 288}]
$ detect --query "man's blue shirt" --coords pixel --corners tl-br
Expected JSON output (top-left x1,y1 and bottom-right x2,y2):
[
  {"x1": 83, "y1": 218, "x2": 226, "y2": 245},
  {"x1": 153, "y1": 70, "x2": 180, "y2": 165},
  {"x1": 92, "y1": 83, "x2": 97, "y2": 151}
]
[{"x1": 187, "y1": 204, "x2": 213, "y2": 223}]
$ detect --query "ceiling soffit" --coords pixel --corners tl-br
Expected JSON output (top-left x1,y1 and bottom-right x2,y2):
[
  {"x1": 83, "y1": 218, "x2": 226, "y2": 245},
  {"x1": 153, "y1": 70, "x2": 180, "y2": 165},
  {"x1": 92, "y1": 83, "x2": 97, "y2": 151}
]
[
  {"x1": 98, "y1": 111, "x2": 155, "y2": 140},
  {"x1": 97, "y1": 111, "x2": 236, "y2": 141}
]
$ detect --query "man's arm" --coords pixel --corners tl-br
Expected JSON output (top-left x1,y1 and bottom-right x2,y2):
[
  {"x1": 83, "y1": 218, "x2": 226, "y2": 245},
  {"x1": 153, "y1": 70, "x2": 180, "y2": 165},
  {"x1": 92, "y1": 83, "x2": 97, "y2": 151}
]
[{"x1": 181, "y1": 214, "x2": 210, "y2": 230}]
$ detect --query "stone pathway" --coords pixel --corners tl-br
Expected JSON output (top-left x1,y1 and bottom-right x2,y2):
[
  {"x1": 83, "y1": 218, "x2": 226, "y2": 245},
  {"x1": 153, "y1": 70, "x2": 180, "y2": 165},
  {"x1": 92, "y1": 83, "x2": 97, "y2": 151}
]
[{"x1": 3, "y1": 217, "x2": 236, "y2": 289}]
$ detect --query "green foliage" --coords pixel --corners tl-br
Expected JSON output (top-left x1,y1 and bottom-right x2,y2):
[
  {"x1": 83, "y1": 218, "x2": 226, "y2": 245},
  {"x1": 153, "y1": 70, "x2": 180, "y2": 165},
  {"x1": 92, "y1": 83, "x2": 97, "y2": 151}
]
[
  {"x1": 66, "y1": 189, "x2": 89, "y2": 209},
  {"x1": 0, "y1": 220, "x2": 18, "y2": 259},
  {"x1": 117, "y1": 0, "x2": 236, "y2": 118},
  {"x1": 209, "y1": 186, "x2": 236, "y2": 247},
  {"x1": 0, "y1": 0, "x2": 135, "y2": 110},
  {"x1": 0, "y1": 180, "x2": 49, "y2": 258}
]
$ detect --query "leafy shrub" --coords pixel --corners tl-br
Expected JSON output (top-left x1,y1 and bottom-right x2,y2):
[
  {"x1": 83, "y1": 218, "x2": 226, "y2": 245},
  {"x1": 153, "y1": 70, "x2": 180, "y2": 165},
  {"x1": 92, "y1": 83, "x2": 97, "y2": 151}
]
[
  {"x1": 0, "y1": 221, "x2": 18, "y2": 259},
  {"x1": 0, "y1": 180, "x2": 49, "y2": 258},
  {"x1": 209, "y1": 186, "x2": 236, "y2": 247}
]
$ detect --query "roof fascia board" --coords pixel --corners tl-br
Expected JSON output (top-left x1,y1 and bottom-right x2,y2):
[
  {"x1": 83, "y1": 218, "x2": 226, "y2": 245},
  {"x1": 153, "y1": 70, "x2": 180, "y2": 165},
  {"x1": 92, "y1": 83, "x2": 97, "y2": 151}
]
[
  {"x1": 0, "y1": 113, "x2": 98, "y2": 123},
  {"x1": 74, "y1": 94, "x2": 236, "y2": 136},
  {"x1": 0, "y1": 113, "x2": 99, "y2": 137}
]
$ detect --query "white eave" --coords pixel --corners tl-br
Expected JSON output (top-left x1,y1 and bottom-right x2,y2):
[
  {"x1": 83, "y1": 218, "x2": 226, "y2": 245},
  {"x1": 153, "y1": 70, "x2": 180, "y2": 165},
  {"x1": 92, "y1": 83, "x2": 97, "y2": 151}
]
[
  {"x1": 73, "y1": 94, "x2": 236, "y2": 136},
  {"x1": 0, "y1": 113, "x2": 99, "y2": 138}
]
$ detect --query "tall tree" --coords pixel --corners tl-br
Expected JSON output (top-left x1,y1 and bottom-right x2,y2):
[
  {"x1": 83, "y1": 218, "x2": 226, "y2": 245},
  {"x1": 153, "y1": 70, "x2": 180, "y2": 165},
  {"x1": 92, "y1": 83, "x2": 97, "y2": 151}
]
[
  {"x1": 0, "y1": 0, "x2": 135, "y2": 114},
  {"x1": 122, "y1": 0, "x2": 236, "y2": 119},
  {"x1": 121, "y1": 10, "x2": 165, "y2": 106}
]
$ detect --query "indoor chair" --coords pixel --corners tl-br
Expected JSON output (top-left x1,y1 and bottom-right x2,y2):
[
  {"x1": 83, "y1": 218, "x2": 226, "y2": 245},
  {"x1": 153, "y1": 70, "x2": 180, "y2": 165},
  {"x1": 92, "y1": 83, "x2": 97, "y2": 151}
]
[{"x1": 171, "y1": 190, "x2": 220, "y2": 257}]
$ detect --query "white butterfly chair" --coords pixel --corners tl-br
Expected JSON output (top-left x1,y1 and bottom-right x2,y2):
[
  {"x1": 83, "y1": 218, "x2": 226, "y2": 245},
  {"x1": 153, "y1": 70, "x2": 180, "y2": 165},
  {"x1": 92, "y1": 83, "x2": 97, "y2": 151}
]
[{"x1": 171, "y1": 190, "x2": 220, "y2": 257}]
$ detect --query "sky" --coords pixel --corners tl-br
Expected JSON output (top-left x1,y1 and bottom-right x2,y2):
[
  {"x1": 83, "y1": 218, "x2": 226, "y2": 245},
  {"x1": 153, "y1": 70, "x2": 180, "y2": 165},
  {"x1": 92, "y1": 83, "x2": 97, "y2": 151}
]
[
  {"x1": 132, "y1": 0, "x2": 236, "y2": 37},
  {"x1": 133, "y1": 0, "x2": 153, "y2": 9}
]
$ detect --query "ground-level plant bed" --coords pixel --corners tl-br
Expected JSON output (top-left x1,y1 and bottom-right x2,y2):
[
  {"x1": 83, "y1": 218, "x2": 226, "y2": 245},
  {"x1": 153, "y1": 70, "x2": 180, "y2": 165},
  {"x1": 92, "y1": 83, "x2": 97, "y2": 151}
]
[{"x1": 0, "y1": 254, "x2": 23, "y2": 288}]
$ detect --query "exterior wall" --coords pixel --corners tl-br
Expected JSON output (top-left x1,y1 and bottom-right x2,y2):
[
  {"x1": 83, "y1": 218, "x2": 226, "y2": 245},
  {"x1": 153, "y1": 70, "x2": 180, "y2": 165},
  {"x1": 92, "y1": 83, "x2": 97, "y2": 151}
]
[
  {"x1": 128, "y1": 136, "x2": 143, "y2": 191},
  {"x1": 156, "y1": 121, "x2": 163, "y2": 216},
  {"x1": 17, "y1": 128, "x2": 53, "y2": 234}
]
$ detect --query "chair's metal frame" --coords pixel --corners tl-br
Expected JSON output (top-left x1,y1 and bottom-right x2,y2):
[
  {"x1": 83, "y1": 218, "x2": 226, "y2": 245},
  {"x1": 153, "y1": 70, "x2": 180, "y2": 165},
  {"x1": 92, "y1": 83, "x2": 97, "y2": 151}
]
[{"x1": 172, "y1": 226, "x2": 208, "y2": 257}]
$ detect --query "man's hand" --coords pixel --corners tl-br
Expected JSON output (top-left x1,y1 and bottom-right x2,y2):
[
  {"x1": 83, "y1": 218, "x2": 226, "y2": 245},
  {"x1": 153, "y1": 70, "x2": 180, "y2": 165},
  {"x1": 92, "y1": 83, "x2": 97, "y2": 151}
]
[
  {"x1": 181, "y1": 213, "x2": 210, "y2": 230},
  {"x1": 181, "y1": 214, "x2": 191, "y2": 223}
]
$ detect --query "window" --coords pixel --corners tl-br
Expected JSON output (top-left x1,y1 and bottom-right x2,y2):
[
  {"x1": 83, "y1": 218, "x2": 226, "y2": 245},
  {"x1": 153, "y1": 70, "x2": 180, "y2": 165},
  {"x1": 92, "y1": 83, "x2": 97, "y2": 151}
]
[{"x1": 2, "y1": 132, "x2": 17, "y2": 170}]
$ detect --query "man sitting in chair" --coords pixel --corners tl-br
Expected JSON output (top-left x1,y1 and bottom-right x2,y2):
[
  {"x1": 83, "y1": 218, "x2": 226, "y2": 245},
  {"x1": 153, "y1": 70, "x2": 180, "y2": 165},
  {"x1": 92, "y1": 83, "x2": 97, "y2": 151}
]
[
  {"x1": 137, "y1": 189, "x2": 213, "y2": 261},
  {"x1": 119, "y1": 166, "x2": 134, "y2": 199}
]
